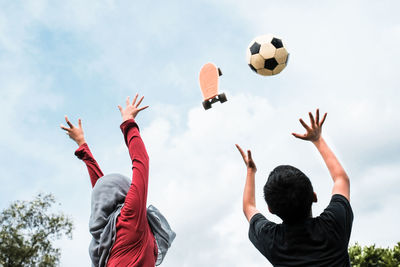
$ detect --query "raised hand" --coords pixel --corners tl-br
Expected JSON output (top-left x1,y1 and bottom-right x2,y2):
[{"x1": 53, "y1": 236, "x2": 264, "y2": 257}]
[
  {"x1": 60, "y1": 116, "x2": 86, "y2": 146},
  {"x1": 235, "y1": 144, "x2": 257, "y2": 172},
  {"x1": 292, "y1": 109, "x2": 327, "y2": 142},
  {"x1": 118, "y1": 94, "x2": 149, "y2": 122}
]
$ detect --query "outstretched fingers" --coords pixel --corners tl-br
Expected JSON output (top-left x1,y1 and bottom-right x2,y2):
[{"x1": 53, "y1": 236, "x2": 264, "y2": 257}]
[
  {"x1": 247, "y1": 150, "x2": 252, "y2": 161},
  {"x1": 60, "y1": 124, "x2": 70, "y2": 132},
  {"x1": 65, "y1": 116, "x2": 74, "y2": 128},
  {"x1": 299, "y1": 118, "x2": 311, "y2": 131},
  {"x1": 320, "y1": 112, "x2": 327, "y2": 127},
  {"x1": 136, "y1": 95, "x2": 144, "y2": 108},
  {"x1": 309, "y1": 112, "x2": 316, "y2": 126},
  {"x1": 132, "y1": 94, "x2": 139, "y2": 106},
  {"x1": 119, "y1": 94, "x2": 149, "y2": 122},
  {"x1": 235, "y1": 144, "x2": 247, "y2": 163},
  {"x1": 315, "y1": 109, "x2": 327, "y2": 127},
  {"x1": 138, "y1": 105, "x2": 149, "y2": 112},
  {"x1": 247, "y1": 150, "x2": 257, "y2": 169},
  {"x1": 293, "y1": 109, "x2": 327, "y2": 141},
  {"x1": 292, "y1": 132, "x2": 307, "y2": 140}
]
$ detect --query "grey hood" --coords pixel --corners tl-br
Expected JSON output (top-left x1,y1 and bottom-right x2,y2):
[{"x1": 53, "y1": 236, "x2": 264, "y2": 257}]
[{"x1": 88, "y1": 174, "x2": 175, "y2": 267}]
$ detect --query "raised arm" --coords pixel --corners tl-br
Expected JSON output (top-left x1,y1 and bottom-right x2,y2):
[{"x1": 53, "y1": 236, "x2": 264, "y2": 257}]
[
  {"x1": 292, "y1": 109, "x2": 350, "y2": 201},
  {"x1": 118, "y1": 94, "x2": 150, "y2": 216},
  {"x1": 61, "y1": 116, "x2": 104, "y2": 187},
  {"x1": 236, "y1": 144, "x2": 260, "y2": 222}
]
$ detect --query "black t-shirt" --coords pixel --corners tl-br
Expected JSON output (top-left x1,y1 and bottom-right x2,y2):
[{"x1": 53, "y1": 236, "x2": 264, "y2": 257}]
[{"x1": 249, "y1": 194, "x2": 353, "y2": 267}]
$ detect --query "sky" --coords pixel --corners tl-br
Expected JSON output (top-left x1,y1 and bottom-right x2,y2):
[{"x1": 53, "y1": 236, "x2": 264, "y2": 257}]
[{"x1": 1, "y1": 0, "x2": 400, "y2": 266}]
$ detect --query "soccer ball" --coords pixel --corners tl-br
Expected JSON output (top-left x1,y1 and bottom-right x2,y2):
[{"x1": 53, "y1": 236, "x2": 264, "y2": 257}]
[{"x1": 246, "y1": 34, "x2": 289, "y2": 76}]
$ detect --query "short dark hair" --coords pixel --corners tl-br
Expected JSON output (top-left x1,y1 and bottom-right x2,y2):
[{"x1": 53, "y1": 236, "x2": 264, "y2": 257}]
[{"x1": 264, "y1": 165, "x2": 314, "y2": 223}]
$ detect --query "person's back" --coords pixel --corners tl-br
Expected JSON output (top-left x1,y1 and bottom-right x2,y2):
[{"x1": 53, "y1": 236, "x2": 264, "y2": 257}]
[
  {"x1": 236, "y1": 109, "x2": 353, "y2": 266},
  {"x1": 250, "y1": 194, "x2": 352, "y2": 266}
]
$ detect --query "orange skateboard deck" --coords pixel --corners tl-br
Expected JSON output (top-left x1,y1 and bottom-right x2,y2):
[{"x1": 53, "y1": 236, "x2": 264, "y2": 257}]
[{"x1": 199, "y1": 63, "x2": 227, "y2": 110}]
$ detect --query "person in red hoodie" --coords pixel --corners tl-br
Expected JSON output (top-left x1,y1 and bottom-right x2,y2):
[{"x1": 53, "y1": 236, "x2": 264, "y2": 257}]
[{"x1": 61, "y1": 94, "x2": 168, "y2": 267}]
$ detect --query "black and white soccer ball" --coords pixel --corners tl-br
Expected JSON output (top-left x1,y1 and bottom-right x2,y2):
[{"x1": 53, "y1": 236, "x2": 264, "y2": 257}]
[{"x1": 246, "y1": 34, "x2": 289, "y2": 76}]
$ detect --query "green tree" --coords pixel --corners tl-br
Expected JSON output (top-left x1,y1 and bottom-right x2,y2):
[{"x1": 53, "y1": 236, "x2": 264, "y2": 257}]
[
  {"x1": 349, "y1": 242, "x2": 400, "y2": 267},
  {"x1": 0, "y1": 193, "x2": 73, "y2": 267}
]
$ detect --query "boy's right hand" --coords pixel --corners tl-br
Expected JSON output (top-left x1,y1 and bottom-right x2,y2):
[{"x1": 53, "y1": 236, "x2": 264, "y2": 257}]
[
  {"x1": 292, "y1": 109, "x2": 327, "y2": 143},
  {"x1": 235, "y1": 144, "x2": 257, "y2": 172}
]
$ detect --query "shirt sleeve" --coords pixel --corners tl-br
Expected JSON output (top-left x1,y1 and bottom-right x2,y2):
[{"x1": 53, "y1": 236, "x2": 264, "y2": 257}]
[
  {"x1": 119, "y1": 119, "x2": 149, "y2": 218},
  {"x1": 319, "y1": 194, "x2": 354, "y2": 242},
  {"x1": 75, "y1": 143, "x2": 104, "y2": 188},
  {"x1": 248, "y1": 213, "x2": 275, "y2": 258}
]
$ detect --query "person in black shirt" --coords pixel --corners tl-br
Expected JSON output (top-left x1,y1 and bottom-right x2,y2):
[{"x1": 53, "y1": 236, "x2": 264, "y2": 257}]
[{"x1": 236, "y1": 109, "x2": 353, "y2": 266}]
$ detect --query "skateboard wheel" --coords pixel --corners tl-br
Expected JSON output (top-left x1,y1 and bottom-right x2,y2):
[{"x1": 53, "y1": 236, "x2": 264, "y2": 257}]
[
  {"x1": 218, "y1": 68, "x2": 223, "y2": 76},
  {"x1": 218, "y1": 93, "x2": 227, "y2": 103},
  {"x1": 202, "y1": 100, "x2": 212, "y2": 110}
]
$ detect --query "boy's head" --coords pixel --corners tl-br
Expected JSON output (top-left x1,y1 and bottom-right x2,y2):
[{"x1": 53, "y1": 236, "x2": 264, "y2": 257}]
[{"x1": 264, "y1": 165, "x2": 316, "y2": 223}]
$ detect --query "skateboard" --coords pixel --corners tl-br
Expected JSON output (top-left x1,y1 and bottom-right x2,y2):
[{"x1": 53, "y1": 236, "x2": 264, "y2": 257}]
[{"x1": 199, "y1": 63, "x2": 227, "y2": 110}]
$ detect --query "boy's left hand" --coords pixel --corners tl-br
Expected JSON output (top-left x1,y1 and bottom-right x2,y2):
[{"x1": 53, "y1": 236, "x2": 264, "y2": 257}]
[
  {"x1": 292, "y1": 108, "x2": 327, "y2": 143},
  {"x1": 236, "y1": 144, "x2": 257, "y2": 172}
]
